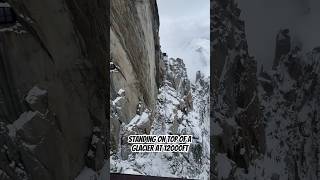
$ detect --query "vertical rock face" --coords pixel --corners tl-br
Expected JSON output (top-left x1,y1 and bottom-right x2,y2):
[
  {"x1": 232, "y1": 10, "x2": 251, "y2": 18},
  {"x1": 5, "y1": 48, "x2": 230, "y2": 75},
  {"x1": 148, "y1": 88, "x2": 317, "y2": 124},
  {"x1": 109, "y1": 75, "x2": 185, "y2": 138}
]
[
  {"x1": 212, "y1": 0, "x2": 265, "y2": 178},
  {"x1": 110, "y1": 0, "x2": 160, "y2": 151},
  {"x1": 0, "y1": 0, "x2": 107, "y2": 179}
]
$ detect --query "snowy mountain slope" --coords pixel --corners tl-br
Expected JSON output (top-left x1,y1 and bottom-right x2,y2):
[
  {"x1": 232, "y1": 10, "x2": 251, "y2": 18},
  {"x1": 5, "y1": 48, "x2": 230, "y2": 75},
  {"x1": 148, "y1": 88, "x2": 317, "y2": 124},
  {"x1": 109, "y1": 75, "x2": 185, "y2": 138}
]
[
  {"x1": 237, "y1": 33, "x2": 320, "y2": 180},
  {"x1": 212, "y1": 0, "x2": 320, "y2": 179},
  {"x1": 110, "y1": 55, "x2": 210, "y2": 179}
]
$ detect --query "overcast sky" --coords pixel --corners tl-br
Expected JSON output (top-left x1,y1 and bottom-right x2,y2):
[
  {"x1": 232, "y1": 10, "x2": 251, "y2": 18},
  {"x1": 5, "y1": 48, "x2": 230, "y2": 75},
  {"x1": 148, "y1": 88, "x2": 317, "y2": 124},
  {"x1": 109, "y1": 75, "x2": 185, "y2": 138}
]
[
  {"x1": 237, "y1": 0, "x2": 320, "y2": 70},
  {"x1": 157, "y1": 0, "x2": 210, "y2": 81}
]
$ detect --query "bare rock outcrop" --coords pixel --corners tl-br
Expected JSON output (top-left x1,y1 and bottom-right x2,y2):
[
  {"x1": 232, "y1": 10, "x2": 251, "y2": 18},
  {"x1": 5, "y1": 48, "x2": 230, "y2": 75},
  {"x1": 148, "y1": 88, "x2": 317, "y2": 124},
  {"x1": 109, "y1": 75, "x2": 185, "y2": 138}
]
[{"x1": 0, "y1": 0, "x2": 108, "y2": 179}]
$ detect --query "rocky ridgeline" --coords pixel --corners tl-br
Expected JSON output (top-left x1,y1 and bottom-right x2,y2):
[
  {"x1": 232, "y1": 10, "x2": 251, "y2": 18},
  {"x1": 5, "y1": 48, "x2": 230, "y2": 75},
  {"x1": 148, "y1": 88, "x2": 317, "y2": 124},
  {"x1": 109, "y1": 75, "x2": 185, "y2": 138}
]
[
  {"x1": 251, "y1": 30, "x2": 320, "y2": 180},
  {"x1": 212, "y1": 0, "x2": 320, "y2": 179},
  {"x1": 212, "y1": 0, "x2": 265, "y2": 178},
  {"x1": 111, "y1": 55, "x2": 210, "y2": 179}
]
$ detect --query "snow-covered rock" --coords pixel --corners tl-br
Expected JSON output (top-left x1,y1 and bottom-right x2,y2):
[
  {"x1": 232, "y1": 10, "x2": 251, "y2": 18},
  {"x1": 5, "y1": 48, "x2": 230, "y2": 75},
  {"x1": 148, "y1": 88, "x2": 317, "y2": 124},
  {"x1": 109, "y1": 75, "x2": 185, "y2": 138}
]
[
  {"x1": 247, "y1": 30, "x2": 320, "y2": 180},
  {"x1": 212, "y1": 0, "x2": 265, "y2": 178},
  {"x1": 111, "y1": 56, "x2": 210, "y2": 179},
  {"x1": 212, "y1": 0, "x2": 320, "y2": 179}
]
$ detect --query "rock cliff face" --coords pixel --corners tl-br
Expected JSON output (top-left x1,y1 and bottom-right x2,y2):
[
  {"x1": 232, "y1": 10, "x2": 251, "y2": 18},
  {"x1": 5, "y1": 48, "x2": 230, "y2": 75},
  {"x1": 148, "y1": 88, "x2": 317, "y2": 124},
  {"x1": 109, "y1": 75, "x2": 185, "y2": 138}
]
[
  {"x1": 212, "y1": 0, "x2": 265, "y2": 178},
  {"x1": 110, "y1": 0, "x2": 161, "y2": 152},
  {"x1": 212, "y1": 0, "x2": 320, "y2": 179},
  {"x1": 0, "y1": 0, "x2": 107, "y2": 179}
]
